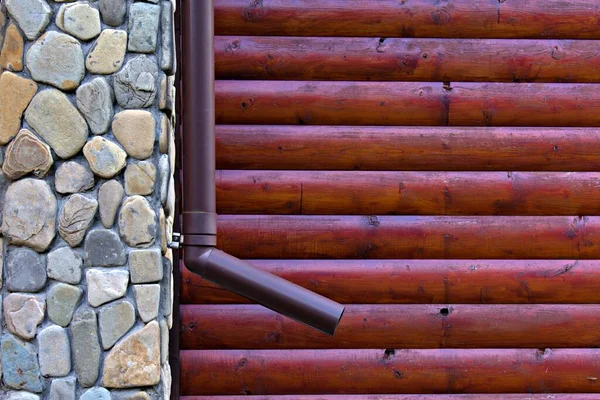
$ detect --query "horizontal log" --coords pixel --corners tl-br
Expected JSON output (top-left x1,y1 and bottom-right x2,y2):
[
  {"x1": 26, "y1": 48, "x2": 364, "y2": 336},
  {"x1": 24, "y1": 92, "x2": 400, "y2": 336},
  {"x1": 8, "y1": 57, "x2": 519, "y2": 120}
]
[
  {"x1": 180, "y1": 259, "x2": 600, "y2": 304},
  {"x1": 215, "y1": 0, "x2": 600, "y2": 39},
  {"x1": 216, "y1": 126, "x2": 600, "y2": 171},
  {"x1": 180, "y1": 348, "x2": 600, "y2": 395},
  {"x1": 183, "y1": 395, "x2": 600, "y2": 400},
  {"x1": 216, "y1": 37, "x2": 600, "y2": 83},
  {"x1": 216, "y1": 215, "x2": 600, "y2": 259},
  {"x1": 217, "y1": 171, "x2": 600, "y2": 216},
  {"x1": 181, "y1": 304, "x2": 600, "y2": 350},
  {"x1": 216, "y1": 81, "x2": 600, "y2": 126}
]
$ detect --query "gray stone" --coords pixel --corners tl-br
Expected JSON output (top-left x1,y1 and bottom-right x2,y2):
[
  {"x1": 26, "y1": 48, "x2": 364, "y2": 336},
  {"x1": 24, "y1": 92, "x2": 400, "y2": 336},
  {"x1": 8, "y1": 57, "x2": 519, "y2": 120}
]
[
  {"x1": 55, "y1": 161, "x2": 95, "y2": 194},
  {"x1": 5, "y1": 0, "x2": 51, "y2": 40},
  {"x1": 98, "y1": 300, "x2": 135, "y2": 349},
  {"x1": 125, "y1": 160, "x2": 156, "y2": 195},
  {"x1": 159, "y1": 73, "x2": 175, "y2": 114},
  {"x1": 86, "y1": 269, "x2": 129, "y2": 307},
  {"x1": 0, "y1": 72, "x2": 38, "y2": 145},
  {"x1": 76, "y1": 77, "x2": 114, "y2": 135},
  {"x1": 133, "y1": 284, "x2": 160, "y2": 323},
  {"x1": 159, "y1": 113, "x2": 170, "y2": 154},
  {"x1": 129, "y1": 248, "x2": 162, "y2": 284},
  {"x1": 112, "y1": 110, "x2": 156, "y2": 160},
  {"x1": 71, "y1": 307, "x2": 101, "y2": 387},
  {"x1": 128, "y1": 3, "x2": 160, "y2": 53},
  {"x1": 47, "y1": 283, "x2": 82, "y2": 327},
  {"x1": 38, "y1": 325, "x2": 71, "y2": 377},
  {"x1": 160, "y1": 1, "x2": 175, "y2": 73},
  {"x1": 99, "y1": 179, "x2": 124, "y2": 228},
  {"x1": 25, "y1": 89, "x2": 89, "y2": 159},
  {"x1": 0, "y1": 238, "x2": 4, "y2": 289},
  {"x1": 56, "y1": 2, "x2": 101, "y2": 41},
  {"x1": 81, "y1": 387, "x2": 111, "y2": 400},
  {"x1": 6, "y1": 392, "x2": 41, "y2": 400},
  {"x1": 114, "y1": 55, "x2": 158, "y2": 109},
  {"x1": 84, "y1": 229, "x2": 126, "y2": 266},
  {"x1": 47, "y1": 247, "x2": 82, "y2": 284},
  {"x1": 2, "y1": 179, "x2": 56, "y2": 252},
  {"x1": 102, "y1": 321, "x2": 160, "y2": 388},
  {"x1": 118, "y1": 196, "x2": 157, "y2": 248},
  {"x1": 59, "y1": 194, "x2": 98, "y2": 247},
  {"x1": 25, "y1": 32, "x2": 85, "y2": 91},
  {"x1": 83, "y1": 137, "x2": 128, "y2": 179},
  {"x1": 160, "y1": 318, "x2": 169, "y2": 364},
  {"x1": 6, "y1": 247, "x2": 47, "y2": 293},
  {"x1": 2, "y1": 129, "x2": 53, "y2": 180},
  {"x1": 3, "y1": 294, "x2": 45, "y2": 340},
  {"x1": 161, "y1": 258, "x2": 173, "y2": 317},
  {"x1": 99, "y1": 0, "x2": 127, "y2": 27},
  {"x1": 159, "y1": 154, "x2": 169, "y2": 206},
  {"x1": 49, "y1": 377, "x2": 76, "y2": 400},
  {"x1": 1, "y1": 334, "x2": 43, "y2": 392},
  {"x1": 86, "y1": 29, "x2": 127, "y2": 75},
  {"x1": 111, "y1": 392, "x2": 152, "y2": 400}
]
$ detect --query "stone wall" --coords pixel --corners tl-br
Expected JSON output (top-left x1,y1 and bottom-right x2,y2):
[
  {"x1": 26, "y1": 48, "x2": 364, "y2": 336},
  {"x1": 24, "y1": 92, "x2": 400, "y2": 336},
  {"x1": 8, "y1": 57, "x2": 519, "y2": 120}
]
[{"x1": 0, "y1": 0, "x2": 176, "y2": 398}]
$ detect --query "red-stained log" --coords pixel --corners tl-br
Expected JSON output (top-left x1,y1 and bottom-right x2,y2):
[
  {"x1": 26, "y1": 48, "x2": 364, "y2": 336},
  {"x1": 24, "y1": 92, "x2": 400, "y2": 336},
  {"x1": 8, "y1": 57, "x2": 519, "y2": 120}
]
[
  {"x1": 216, "y1": 37, "x2": 600, "y2": 83},
  {"x1": 180, "y1": 259, "x2": 600, "y2": 305},
  {"x1": 181, "y1": 304, "x2": 600, "y2": 349},
  {"x1": 215, "y1": 0, "x2": 600, "y2": 39},
  {"x1": 180, "y1": 348, "x2": 600, "y2": 395},
  {"x1": 216, "y1": 215, "x2": 600, "y2": 259},
  {"x1": 216, "y1": 81, "x2": 447, "y2": 126},
  {"x1": 216, "y1": 126, "x2": 600, "y2": 171},
  {"x1": 217, "y1": 171, "x2": 600, "y2": 216},
  {"x1": 216, "y1": 81, "x2": 600, "y2": 126},
  {"x1": 183, "y1": 396, "x2": 600, "y2": 400}
]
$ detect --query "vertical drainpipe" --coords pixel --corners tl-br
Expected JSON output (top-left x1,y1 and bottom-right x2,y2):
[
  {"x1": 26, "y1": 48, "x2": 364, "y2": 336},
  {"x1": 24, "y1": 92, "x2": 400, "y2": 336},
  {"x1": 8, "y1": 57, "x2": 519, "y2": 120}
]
[{"x1": 178, "y1": 0, "x2": 345, "y2": 335}]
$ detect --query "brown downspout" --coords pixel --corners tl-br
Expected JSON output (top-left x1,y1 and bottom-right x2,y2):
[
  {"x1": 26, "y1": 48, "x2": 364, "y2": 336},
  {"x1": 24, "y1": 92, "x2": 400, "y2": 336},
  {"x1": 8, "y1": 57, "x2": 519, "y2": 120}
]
[{"x1": 178, "y1": 0, "x2": 345, "y2": 335}]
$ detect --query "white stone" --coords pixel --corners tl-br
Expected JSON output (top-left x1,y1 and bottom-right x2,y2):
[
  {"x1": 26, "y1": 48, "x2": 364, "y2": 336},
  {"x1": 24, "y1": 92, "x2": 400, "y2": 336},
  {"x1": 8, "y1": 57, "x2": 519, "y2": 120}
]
[
  {"x1": 133, "y1": 284, "x2": 160, "y2": 322},
  {"x1": 86, "y1": 269, "x2": 129, "y2": 307}
]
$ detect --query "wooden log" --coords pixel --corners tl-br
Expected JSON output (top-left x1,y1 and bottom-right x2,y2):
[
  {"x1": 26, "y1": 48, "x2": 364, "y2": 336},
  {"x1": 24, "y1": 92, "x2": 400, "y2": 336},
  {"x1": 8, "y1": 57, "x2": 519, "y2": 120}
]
[
  {"x1": 183, "y1": 395, "x2": 600, "y2": 400},
  {"x1": 216, "y1": 81, "x2": 447, "y2": 126},
  {"x1": 216, "y1": 81, "x2": 600, "y2": 126},
  {"x1": 216, "y1": 126, "x2": 600, "y2": 171},
  {"x1": 216, "y1": 215, "x2": 600, "y2": 259},
  {"x1": 180, "y1": 259, "x2": 600, "y2": 305},
  {"x1": 216, "y1": 37, "x2": 600, "y2": 83},
  {"x1": 217, "y1": 171, "x2": 600, "y2": 216},
  {"x1": 181, "y1": 304, "x2": 600, "y2": 349},
  {"x1": 215, "y1": 0, "x2": 600, "y2": 39},
  {"x1": 180, "y1": 348, "x2": 600, "y2": 395}
]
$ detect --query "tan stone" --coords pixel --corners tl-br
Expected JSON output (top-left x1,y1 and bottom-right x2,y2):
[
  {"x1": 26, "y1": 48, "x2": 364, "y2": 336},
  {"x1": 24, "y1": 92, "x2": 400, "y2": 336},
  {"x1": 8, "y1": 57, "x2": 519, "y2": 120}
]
[
  {"x1": 58, "y1": 194, "x2": 98, "y2": 247},
  {"x1": 24, "y1": 89, "x2": 89, "y2": 159},
  {"x1": 83, "y1": 137, "x2": 127, "y2": 179},
  {"x1": 159, "y1": 113, "x2": 169, "y2": 154},
  {"x1": 0, "y1": 22, "x2": 24, "y2": 72},
  {"x1": 118, "y1": 196, "x2": 156, "y2": 248},
  {"x1": 99, "y1": 179, "x2": 124, "y2": 228},
  {"x1": 86, "y1": 29, "x2": 127, "y2": 74},
  {"x1": 56, "y1": 2, "x2": 101, "y2": 41},
  {"x1": 3, "y1": 293, "x2": 45, "y2": 340},
  {"x1": 124, "y1": 161, "x2": 156, "y2": 195},
  {"x1": 112, "y1": 110, "x2": 155, "y2": 159},
  {"x1": 2, "y1": 129, "x2": 53, "y2": 180},
  {"x1": 102, "y1": 321, "x2": 161, "y2": 388},
  {"x1": 0, "y1": 72, "x2": 37, "y2": 145}
]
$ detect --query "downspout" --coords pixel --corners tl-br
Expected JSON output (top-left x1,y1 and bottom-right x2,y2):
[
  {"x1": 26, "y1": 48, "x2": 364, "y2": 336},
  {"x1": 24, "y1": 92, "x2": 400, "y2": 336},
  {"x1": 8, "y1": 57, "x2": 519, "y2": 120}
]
[{"x1": 179, "y1": 0, "x2": 345, "y2": 335}]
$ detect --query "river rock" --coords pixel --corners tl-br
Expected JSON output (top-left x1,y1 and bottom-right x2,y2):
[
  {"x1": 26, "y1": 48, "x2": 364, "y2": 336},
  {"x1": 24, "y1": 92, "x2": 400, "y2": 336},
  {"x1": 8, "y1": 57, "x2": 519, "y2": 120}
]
[
  {"x1": 128, "y1": 2, "x2": 160, "y2": 53},
  {"x1": 5, "y1": 247, "x2": 47, "y2": 293},
  {"x1": 86, "y1": 29, "x2": 127, "y2": 75},
  {"x1": 86, "y1": 269, "x2": 129, "y2": 307},
  {"x1": 25, "y1": 89, "x2": 89, "y2": 159},
  {"x1": 0, "y1": 72, "x2": 37, "y2": 145},
  {"x1": 49, "y1": 377, "x2": 76, "y2": 400},
  {"x1": 3, "y1": 294, "x2": 45, "y2": 340},
  {"x1": 99, "y1": 179, "x2": 124, "y2": 228},
  {"x1": 47, "y1": 247, "x2": 82, "y2": 284},
  {"x1": 76, "y1": 77, "x2": 114, "y2": 135},
  {"x1": 58, "y1": 194, "x2": 98, "y2": 247},
  {"x1": 102, "y1": 321, "x2": 160, "y2": 388},
  {"x1": 84, "y1": 229, "x2": 126, "y2": 266},
  {"x1": 5, "y1": 0, "x2": 51, "y2": 40},
  {"x1": 47, "y1": 283, "x2": 82, "y2": 327},
  {"x1": 55, "y1": 161, "x2": 95, "y2": 194},
  {"x1": 71, "y1": 307, "x2": 101, "y2": 387},
  {"x1": 133, "y1": 284, "x2": 160, "y2": 322},
  {"x1": 118, "y1": 196, "x2": 156, "y2": 248},
  {"x1": 38, "y1": 325, "x2": 71, "y2": 377},
  {"x1": 56, "y1": 2, "x2": 101, "y2": 41},
  {"x1": 112, "y1": 110, "x2": 155, "y2": 159},
  {"x1": 0, "y1": 22, "x2": 24, "y2": 71},
  {"x1": 26, "y1": 31, "x2": 85, "y2": 91},
  {"x1": 98, "y1": 300, "x2": 135, "y2": 349},
  {"x1": 2, "y1": 129, "x2": 53, "y2": 180},
  {"x1": 99, "y1": 0, "x2": 127, "y2": 27},
  {"x1": 114, "y1": 55, "x2": 158, "y2": 108},
  {"x1": 124, "y1": 160, "x2": 156, "y2": 195},
  {"x1": 83, "y1": 136, "x2": 127, "y2": 178},
  {"x1": 1, "y1": 334, "x2": 43, "y2": 392},
  {"x1": 129, "y1": 248, "x2": 162, "y2": 284}
]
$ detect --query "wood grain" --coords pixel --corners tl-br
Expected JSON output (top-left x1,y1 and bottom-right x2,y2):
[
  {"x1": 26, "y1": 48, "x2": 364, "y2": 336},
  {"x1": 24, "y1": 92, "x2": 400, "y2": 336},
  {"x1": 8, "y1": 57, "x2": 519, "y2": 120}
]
[
  {"x1": 216, "y1": 126, "x2": 600, "y2": 171},
  {"x1": 216, "y1": 37, "x2": 600, "y2": 83},
  {"x1": 217, "y1": 215, "x2": 600, "y2": 259},
  {"x1": 180, "y1": 348, "x2": 600, "y2": 395},
  {"x1": 181, "y1": 259, "x2": 600, "y2": 304}
]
